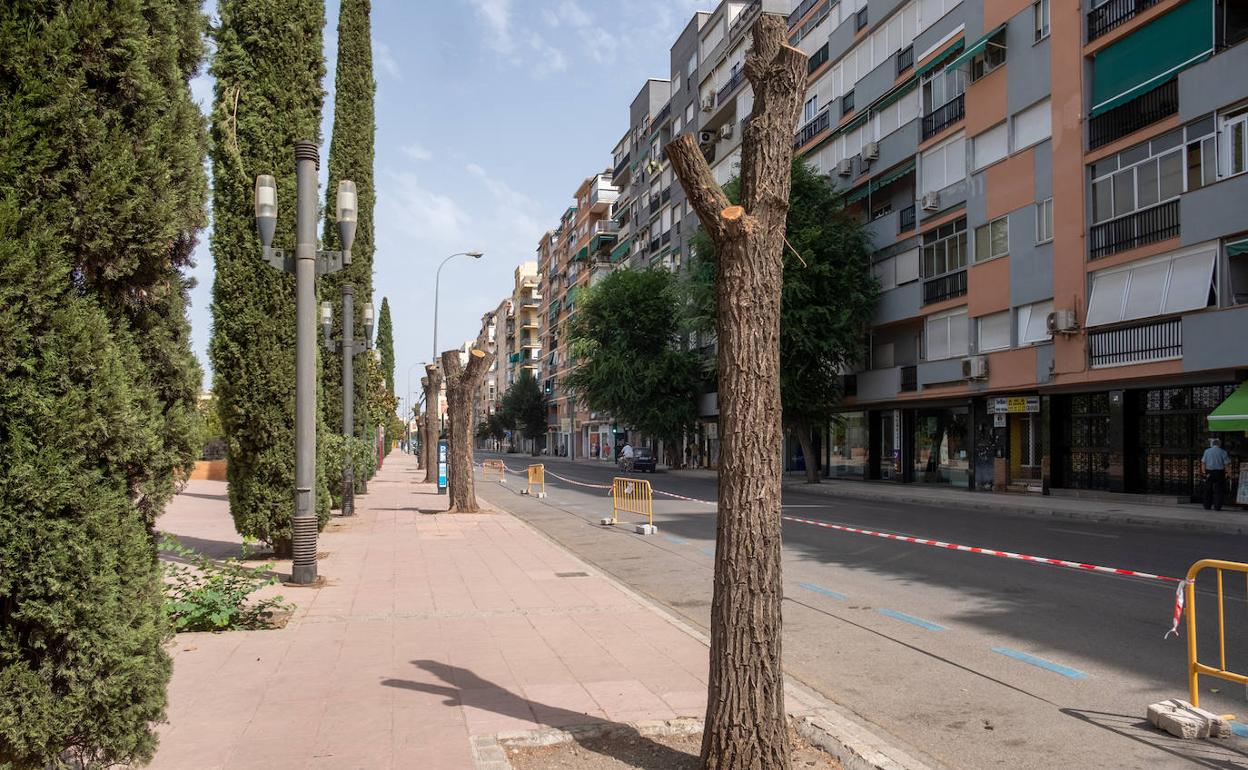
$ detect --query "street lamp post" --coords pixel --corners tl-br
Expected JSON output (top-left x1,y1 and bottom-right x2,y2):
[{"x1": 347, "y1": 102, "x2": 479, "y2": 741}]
[
  {"x1": 405, "y1": 361, "x2": 422, "y2": 454},
  {"x1": 320, "y1": 285, "x2": 372, "y2": 518},
  {"x1": 432, "y1": 251, "x2": 484, "y2": 362},
  {"x1": 254, "y1": 141, "x2": 356, "y2": 585}
]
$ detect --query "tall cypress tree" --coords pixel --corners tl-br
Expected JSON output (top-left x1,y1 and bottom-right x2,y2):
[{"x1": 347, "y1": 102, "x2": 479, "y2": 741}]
[
  {"x1": 0, "y1": 0, "x2": 207, "y2": 764},
  {"x1": 209, "y1": 0, "x2": 330, "y2": 550},
  {"x1": 320, "y1": 0, "x2": 376, "y2": 441},
  {"x1": 377, "y1": 297, "x2": 395, "y2": 396}
]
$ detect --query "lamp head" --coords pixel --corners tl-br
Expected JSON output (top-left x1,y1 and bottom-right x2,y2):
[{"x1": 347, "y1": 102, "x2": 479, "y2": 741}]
[
  {"x1": 363, "y1": 302, "x2": 375, "y2": 344},
  {"x1": 467, "y1": 251, "x2": 484, "y2": 258},
  {"x1": 320, "y1": 301, "x2": 332, "y2": 331},
  {"x1": 254, "y1": 175, "x2": 277, "y2": 248},
  {"x1": 336, "y1": 180, "x2": 358, "y2": 259}
]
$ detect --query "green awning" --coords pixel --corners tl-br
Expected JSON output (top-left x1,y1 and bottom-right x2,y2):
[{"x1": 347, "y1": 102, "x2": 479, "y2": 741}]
[
  {"x1": 914, "y1": 39, "x2": 964, "y2": 80},
  {"x1": 844, "y1": 160, "x2": 916, "y2": 204},
  {"x1": 1090, "y1": 0, "x2": 1213, "y2": 117},
  {"x1": 1227, "y1": 237, "x2": 1248, "y2": 257},
  {"x1": 572, "y1": 246, "x2": 589, "y2": 262},
  {"x1": 610, "y1": 237, "x2": 631, "y2": 262},
  {"x1": 945, "y1": 24, "x2": 1006, "y2": 71},
  {"x1": 1208, "y1": 382, "x2": 1248, "y2": 432},
  {"x1": 590, "y1": 233, "x2": 617, "y2": 253},
  {"x1": 564, "y1": 287, "x2": 580, "y2": 308}
]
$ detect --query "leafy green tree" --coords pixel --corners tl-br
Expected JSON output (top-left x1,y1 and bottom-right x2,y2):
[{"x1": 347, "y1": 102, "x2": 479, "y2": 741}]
[
  {"x1": 209, "y1": 0, "x2": 330, "y2": 552},
  {"x1": 499, "y1": 371, "x2": 547, "y2": 454},
  {"x1": 564, "y1": 269, "x2": 702, "y2": 463},
  {"x1": 320, "y1": 0, "x2": 376, "y2": 439},
  {"x1": 689, "y1": 159, "x2": 877, "y2": 482},
  {"x1": 0, "y1": 0, "x2": 209, "y2": 764},
  {"x1": 476, "y1": 413, "x2": 508, "y2": 446},
  {"x1": 376, "y1": 297, "x2": 395, "y2": 396}
]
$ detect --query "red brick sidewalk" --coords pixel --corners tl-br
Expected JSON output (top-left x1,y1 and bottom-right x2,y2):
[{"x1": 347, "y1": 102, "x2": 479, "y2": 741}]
[{"x1": 150, "y1": 452, "x2": 725, "y2": 769}]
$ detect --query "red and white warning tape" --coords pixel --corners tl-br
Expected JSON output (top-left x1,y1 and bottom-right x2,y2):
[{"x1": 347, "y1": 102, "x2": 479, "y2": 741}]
[
  {"x1": 781, "y1": 514, "x2": 1182, "y2": 583},
  {"x1": 1164, "y1": 579, "x2": 1194, "y2": 638}
]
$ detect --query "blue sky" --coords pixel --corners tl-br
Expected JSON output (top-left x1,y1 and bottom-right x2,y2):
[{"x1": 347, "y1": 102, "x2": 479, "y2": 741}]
[{"x1": 187, "y1": 0, "x2": 704, "y2": 413}]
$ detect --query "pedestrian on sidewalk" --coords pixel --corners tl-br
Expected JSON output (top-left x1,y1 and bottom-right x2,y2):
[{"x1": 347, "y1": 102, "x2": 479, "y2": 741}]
[{"x1": 1202, "y1": 437, "x2": 1231, "y2": 511}]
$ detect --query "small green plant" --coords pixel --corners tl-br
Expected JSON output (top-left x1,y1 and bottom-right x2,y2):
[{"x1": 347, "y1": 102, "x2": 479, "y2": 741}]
[{"x1": 161, "y1": 536, "x2": 292, "y2": 632}]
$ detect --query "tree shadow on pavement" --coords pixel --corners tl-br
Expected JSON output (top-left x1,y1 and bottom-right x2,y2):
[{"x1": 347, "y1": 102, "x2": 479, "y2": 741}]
[{"x1": 381, "y1": 660, "x2": 697, "y2": 769}]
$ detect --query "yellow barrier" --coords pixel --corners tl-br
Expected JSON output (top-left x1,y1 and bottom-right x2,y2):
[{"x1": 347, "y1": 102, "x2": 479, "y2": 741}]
[
  {"x1": 606, "y1": 477, "x2": 654, "y2": 531},
  {"x1": 526, "y1": 464, "x2": 546, "y2": 498},
  {"x1": 482, "y1": 459, "x2": 506, "y2": 482},
  {"x1": 1186, "y1": 559, "x2": 1248, "y2": 707}
]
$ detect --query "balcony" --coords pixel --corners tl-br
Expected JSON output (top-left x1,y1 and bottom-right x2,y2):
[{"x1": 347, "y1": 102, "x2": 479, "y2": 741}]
[
  {"x1": 649, "y1": 236, "x2": 661, "y2": 253},
  {"x1": 896, "y1": 45, "x2": 914, "y2": 76},
  {"x1": 1089, "y1": 317, "x2": 1182, "y2": 367},
  {"x1": 788, "y1": 0, "x2": 820, "y2": 25},
  {"x1": 808, "y1": 42, "x2": 829, "y2": 74},
  {"x1": 1087, "y1": 0, "x2": 1161, "y2": 42},
  {"x1": 1088, "y1": 199, "x2": 1179, "y2": 259},
  {"x1": 661, "y1": 187, "x2": 671, "y2": 205},
  {"x1": 794, "y1": 107, "x2": 831, "y2": 149},
  {"x1": 901, "y1": 365, "x2": 918, "y2": 392},
  {"x1": 612, "y1": 151, "x2": 631, "y2": 179},
  {"x1": 921, "y1": 94, "x2": 964, "y2": 140},
  {"x1": 1088, "y1": 78, "x2": 1177, "y2": 150},
  {"x1": 922, "y1": 269, "x2": 968, "y2": 305},
  {"x1": 717, "y1": 68, "x2": 746, "y2": 107},
  {"x1": 649, "y1": 197, "x2": 661, "y2": 215},
  {"x1": 589, "y1": 186, "x2": 618, "y2": 212},
  {"x1": 898, "y1": 204, "x2": 916, "y2": 233}
]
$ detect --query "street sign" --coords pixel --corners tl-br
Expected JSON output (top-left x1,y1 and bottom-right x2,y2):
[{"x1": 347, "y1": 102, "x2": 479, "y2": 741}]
[
  {"x1": 989, "y1": 396, "x2": 1040, "y2": 414},
  {"x1": 437, "y1": 439, "x2": 448, "y2": 495}
]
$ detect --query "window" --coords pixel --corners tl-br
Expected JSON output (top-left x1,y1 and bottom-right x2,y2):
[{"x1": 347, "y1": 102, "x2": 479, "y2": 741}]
[
  {"x1": 1012, "y1": 98, "x2": 1051, "y2": 150},
  {"x1": 685, "y1": 102, "x2": 694, "y2": 124},
  {"x1": 920, "y1": 132, "x2": 966, "y2": 194},
  {"x1": 921, "y1": 217, "x2": 968, "y2": 277},
  {"x1": 1033, "y1": 0, "x2": 1050, "y2": 42},
  {"x1": 871, "y1": 203, "x2": 893, "y2": 221},
  {"x1": 672, "y1": 74, "x2": 681, "y2": 94},
  {"x1": 1085, "y1": 245, "x2": 1217, "y2": 326},
  {"x1": 1016, "y1": 300, "x2": 1053, "y2": 344},
  {"x1": 974, "y1": 216, "x2": 1009, "y2": 261},
  {"x1": 855, "y1": 6, "x2": 869, "y2": 31},
  {"x1": 1220, "y1": 105, "x2": 1248, "y2": 178},
  {"x1": 1090, "y1": 120, "x2": 1214, "y2": 224},
  {"x1": 873, "y1": 341, "x2": 895, "y2": 369},
  {"x1": 922, "y1": 65, "x2": 967, "y2": 114},
  {"x1": 804, "y1": 95, "x2": 819, "y2": 123},
  {"x1": 896, "y1": 247, "x2": 921, "y2": 284},
  {"x1": 687, "y1": 52, "x2": 697, "y2": 77},
  {"x1": 873, "y1": 256, "x2": 897, "y2": 290},
  {"x1": 925, "y1": 307, "x2": 969, "y2": 360},
  {"x1": 842, "y1": 90, "x2": 855, "y2": 115},
  {"x1": 977, "y1": 310, "x2": 1011, "y2": 351},
  {"x1": 1035, "y1": 198, "x2": 1053, "y2": 243},
  {"x1": 969, "y1": 29, "x2": 1007, "y2": 82},
  {"x1": 972, "y1": 123, "x2": 1008, "y2": 170}
]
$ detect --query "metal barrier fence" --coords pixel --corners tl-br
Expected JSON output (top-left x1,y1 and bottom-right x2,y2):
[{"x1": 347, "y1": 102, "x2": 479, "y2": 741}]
[
  {"x1": 1185, "y1": 559, "x2": 1248, "y2": 707},
  {"x1": 526, "y1": 464, "x2": 546, "y2": 498},
  {"x1": 482, "y1": 459, "x2": 506, "y2": 482},
  {"x1": 604, "y1": 477, "x2": 654, "y2": 533}
]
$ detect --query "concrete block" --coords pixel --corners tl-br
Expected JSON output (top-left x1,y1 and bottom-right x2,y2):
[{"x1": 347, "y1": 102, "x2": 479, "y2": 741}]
[
  {"x1": 536, "y1": 492, "x2": 547, "y2": 498},
  {"x1": 1147, "y1": 699, "x2": 1232, "y2": 739},
  {"x1": 600, "y1": 517, "x2": 615, "y2": 526},
  {"x1": 635, "y1": 523, "x2": 657, "y2": 535}
]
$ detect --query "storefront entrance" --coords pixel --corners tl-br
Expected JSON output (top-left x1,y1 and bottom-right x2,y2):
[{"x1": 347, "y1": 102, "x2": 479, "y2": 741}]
[{"x1": 912, "y1": 407, "x2": 970, "y2": 487}]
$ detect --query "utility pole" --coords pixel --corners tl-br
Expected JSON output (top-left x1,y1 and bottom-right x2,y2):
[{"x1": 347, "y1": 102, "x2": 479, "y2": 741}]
[
  {"x1": 321, "y1": 284, "x2": 372, "y2": 517},
  {"x1": 254, "y1": 141, "x2": 357, "y2": 585}
]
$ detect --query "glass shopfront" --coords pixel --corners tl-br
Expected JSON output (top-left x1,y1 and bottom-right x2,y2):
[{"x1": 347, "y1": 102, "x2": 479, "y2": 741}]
[
  {"x1": 829, "y1": 411, "x2": 869, "y2": 479},
  {"x1": 913, "y1": 407, "x2": 970, "y2": 486}
]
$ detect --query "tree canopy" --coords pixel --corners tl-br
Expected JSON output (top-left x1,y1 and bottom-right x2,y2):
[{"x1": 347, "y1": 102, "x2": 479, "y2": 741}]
[
  {"x1": 498, "y1": 370, "x2": 547, "y2": 449},
  {"x1": 564, "y1": 268, "x2": 702, "y2": 454}
]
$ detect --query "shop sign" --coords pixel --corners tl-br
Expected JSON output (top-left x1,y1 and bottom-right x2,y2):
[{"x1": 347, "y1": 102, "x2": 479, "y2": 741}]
[
  {"x1": 994, "y1": 413, "x2": 1007, "y2": 428},
  {"x1": 706, "y1": 422, "x2": 718, "y2": 440},
  {"x1": 560, "y1": 418, "x2": 571, "y2": 432},
  {"x1": 989, "y1": 396, "x2": 1040, "y2": 414}
]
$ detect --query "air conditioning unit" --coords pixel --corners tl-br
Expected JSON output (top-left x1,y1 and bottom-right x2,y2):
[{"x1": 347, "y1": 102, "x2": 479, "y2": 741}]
[
  {"x1": 836, "y1": 158, "x2": 854, "y2": 177},
  {"x1": 701, "y1": 95, "x2": 715, "y2": 111},
  {"x1": 921, "y1": 191, "x2": 940, "y2": 211},
  {"x1": 718, "y1": 123, "x2": 734, "y2": 140},
  {"x1": 861, "y1": 141, "x2": 879, "y2": 161},
  {"x1": 962, "y1": 356, "x2": 989, "y2": 380},
  {"x1": 1046, "y1": 309, "x2": 1079, "y2": 334},
  {"x1": 699, "y1": 130, "x2": 716, "y2": 144}
]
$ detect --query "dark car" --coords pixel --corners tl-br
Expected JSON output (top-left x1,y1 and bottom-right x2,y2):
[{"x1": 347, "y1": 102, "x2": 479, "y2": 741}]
[{"x1": 630, "y1": 447, "x2": 657, "y2": 473}]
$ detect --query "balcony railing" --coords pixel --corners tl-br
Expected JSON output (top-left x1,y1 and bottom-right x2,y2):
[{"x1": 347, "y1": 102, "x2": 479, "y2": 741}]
[
  {"x1": 649, "y1": 236, "x2": 661, "y2": 253},
  {"x1": 788, "y1": 0, "x2": 821, "y2": 25},
  {"x1": 649, "y1": 197, "x2": 661, "y2": 215},
  {"x1": 921, "y1": 94, "x2": 964, "y2": 140},
  {"x1": 922, "y1": 269, "x2": 968, "y2": 304},
  {"x1": 896, "y1": 45, "x2": 914, "y2": 76},
  {"x1": 1088, "y1": 199, "x2": 1179, "y2": 259},
  {"x1": 808, "y1": 42, "x2": 830, "y2": 74},
  {"x1": 1089, "y1": 317, "x2": 1182, "y2": 367},
  {"x1": 794, "y1": 108, "x2": 831, "y2": 148},
  {"x1": 653, "y1": 101, "x2": 672, "y2": 126},
  {"x1": 718, "y1": 68, "x2": 746, "y2": 106},
  {"x1": 1087, "y1": 0, "x2": 1160, "y2": 41},
  {"x1": 901, "y1": 365, "x2": 918, "y2": 392},
  {"x1": 898, "y1": 204, "x2": 916, "y2": 233},
  {"x1": 612, "y1": 151, "x2": 631, "y2": 179},
  {"x1": 661, "y1": 187, "x2": 671, "y2": 204},
  {"x1": 1088, "y1": 78, "x2": 1177, "y2": 150}
]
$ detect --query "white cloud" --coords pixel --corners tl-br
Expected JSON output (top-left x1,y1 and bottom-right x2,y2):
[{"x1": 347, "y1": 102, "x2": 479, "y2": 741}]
[
  {"x1": 466, "y1": 0, "x2": 514, "y2": 54},
  {"x1": 373, "y1": 38, "x2": 402, "y2": 80},
  {"x1": 527, "y1": 33, "x2": 568, "y2": 76},
  {"x1": 401, "y1": 142, "x2": 433, "y2": 162},
  {"x1": 379, "y1": 170, "x2": 472, "y2": 248}
]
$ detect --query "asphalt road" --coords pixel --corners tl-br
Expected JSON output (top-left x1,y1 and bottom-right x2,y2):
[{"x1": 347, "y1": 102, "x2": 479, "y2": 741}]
[{"x1": 474, "y1": 453, "x2": 1248, "y2": 770}]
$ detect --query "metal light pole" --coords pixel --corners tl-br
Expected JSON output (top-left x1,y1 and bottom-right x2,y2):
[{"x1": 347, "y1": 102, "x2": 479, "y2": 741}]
[
  {"x1": 432, "y1": 250, "x2": 484, "y2": 362},
  {"x1": 405, "y1": 361, "x2": 422, "y2": 454},
  {"x1": 254, "y1": 141, "x2": 355, "y2": 585},
  {"x1": 320, "y1": 284, "x2": 372, "y2": 517}
]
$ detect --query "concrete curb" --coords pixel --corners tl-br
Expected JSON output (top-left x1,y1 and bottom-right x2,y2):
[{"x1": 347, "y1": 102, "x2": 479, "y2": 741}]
[
  {"x1": 475, "y1": 485, "x2": 946, "y2": 770},
  {"x1": 780, "y1": 478, "x2": 1248, "y2": 535}
]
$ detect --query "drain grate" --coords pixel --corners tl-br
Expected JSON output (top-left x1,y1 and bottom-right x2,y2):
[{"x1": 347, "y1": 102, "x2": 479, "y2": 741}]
[{"x1": 554, "y1": 571, "x2": 589, "y2": 578}]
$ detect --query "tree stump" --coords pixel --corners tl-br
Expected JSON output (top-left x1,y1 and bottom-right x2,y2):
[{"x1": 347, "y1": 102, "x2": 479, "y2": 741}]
[
  {"x1": 421, "y1": 366, "x2": 442, "y2": 484},
  {"x1": 665, "y1": 12, "x2": 807, "y2": 770},
  {"x1": 441, "y1": 342, "x2": 495, "y2": 513}
]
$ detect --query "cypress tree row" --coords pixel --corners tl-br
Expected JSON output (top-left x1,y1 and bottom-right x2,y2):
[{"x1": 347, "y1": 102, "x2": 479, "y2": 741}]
[
  {"x1": 320, "y1": 0, "x2": 377, "y2": 443},
  {"x1": 0, "y1": 0, "x2": 208, "y2": 764},
  {"x1": 209, "y1": 0, "x2": 330, "y2": 551},
  {"x1": 377, "y1": 297, "x2": 396, "y2": 397}
]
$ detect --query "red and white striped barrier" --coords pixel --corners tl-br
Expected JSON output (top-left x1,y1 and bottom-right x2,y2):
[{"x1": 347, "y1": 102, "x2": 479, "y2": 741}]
[{"x1": 780, "y1": 514, "x2": 1182, "y2": 583}]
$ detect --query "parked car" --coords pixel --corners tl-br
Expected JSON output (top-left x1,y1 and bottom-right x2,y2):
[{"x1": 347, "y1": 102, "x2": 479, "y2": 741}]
[{"x1": 630, "y1": 447, "x2": 657, "y2": 473}]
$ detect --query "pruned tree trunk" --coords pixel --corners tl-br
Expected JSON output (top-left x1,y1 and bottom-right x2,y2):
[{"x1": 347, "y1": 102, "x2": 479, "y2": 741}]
[
  {"x1": 796, "y1": 424, "x2": 820, "y2": 484},
  {"x1": 666, "y1": 13, "x2": 806, "y2": 770},
  {"x1": 441, "y1": 342, "x2": 495, "y2": 513},
  {"x1": 422, "y1": 366, "x2": 442, "y2": 484}
]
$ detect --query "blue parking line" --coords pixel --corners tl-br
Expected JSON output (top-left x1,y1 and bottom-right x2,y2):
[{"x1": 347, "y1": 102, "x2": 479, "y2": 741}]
[
  {"x1": 876, "y1": 608, "x2": 946, "y2": 631},
  {"x1": 664, "y1": 535, "x2": 688, "y2": 545},
  {"x1": 992, "y1": 647, "x2": 1088, "y2": 680},
  {"x1": 1232, "y1": 722, "x2": 1248, "y2": 737},
  {"x1": 699, "y1": 547, "x2": 716, "y2": 557},
  {"x1": 797, "y1": 582, "x2": 847, "y2": 600}
]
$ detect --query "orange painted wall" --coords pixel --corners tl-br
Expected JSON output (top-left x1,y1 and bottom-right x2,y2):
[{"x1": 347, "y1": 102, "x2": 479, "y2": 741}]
[
  {"x1": 987, "y1": 347, "x2": 1038, "y2": 389},
  {"x1": 985, "y1": 0, "x2": 1032, "y2": 31},
  {"x1": 964, "y1": 65, "x2": 1007, "y2": 136},
  {"x1": 968, "y1": 257, "x2": 1010, "y2": 316},
  {"x1": 984, "y1": 148, "x2": 1036, "y2": 220}
]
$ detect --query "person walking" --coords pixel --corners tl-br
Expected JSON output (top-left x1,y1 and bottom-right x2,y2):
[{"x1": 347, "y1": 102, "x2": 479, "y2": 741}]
[{"x1": 1202, "y1": 438, "x2": 1231, "y2": 511}]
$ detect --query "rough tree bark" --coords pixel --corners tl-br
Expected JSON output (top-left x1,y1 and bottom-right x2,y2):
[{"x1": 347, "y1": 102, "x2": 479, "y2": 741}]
[
  {"x1": 422, "y1": 365, "x2": 442, "y2": 484},
  {"x1": 665, "y1": 13, "x2": 807, "y2": 770},
  {"x1": 441, "y1": 342, "x2": 495, "y2": 512}
]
